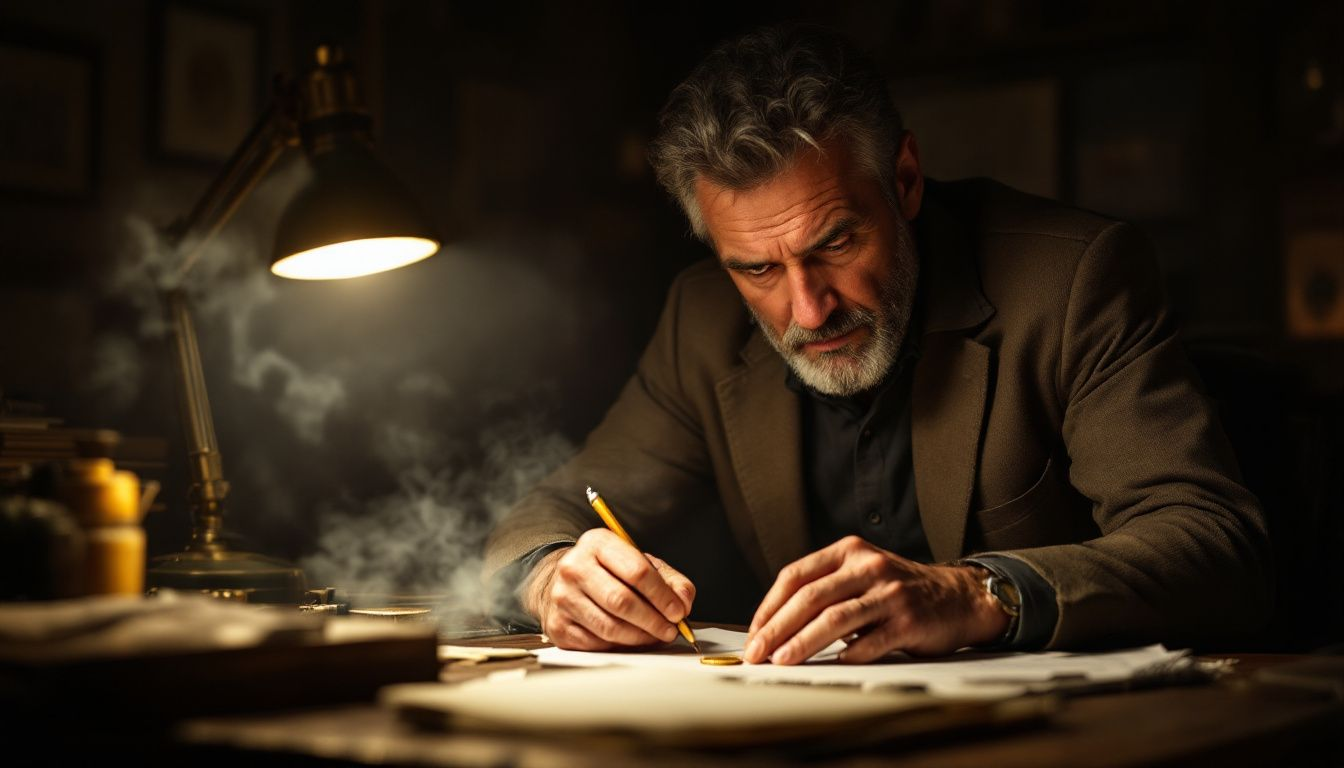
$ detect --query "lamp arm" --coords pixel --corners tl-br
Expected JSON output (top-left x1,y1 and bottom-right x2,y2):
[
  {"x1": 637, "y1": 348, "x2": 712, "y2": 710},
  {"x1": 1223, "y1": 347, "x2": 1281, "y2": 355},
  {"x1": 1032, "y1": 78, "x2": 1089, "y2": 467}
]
[
  {"x1": 164, "y1": 288, "x2": 230, "y2": 547},
  {"x1": 165, "y1": 84, "x2": 295, "y2": 285},
  {"x1": 159, "y1": 83, "x2": 297, "y2": 550}
]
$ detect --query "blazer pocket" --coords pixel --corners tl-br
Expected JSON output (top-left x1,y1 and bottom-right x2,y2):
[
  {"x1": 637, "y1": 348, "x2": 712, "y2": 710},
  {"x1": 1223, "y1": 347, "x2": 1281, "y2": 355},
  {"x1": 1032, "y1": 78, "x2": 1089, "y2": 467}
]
[{"x1": 973, "y1": 457, "x2": 1057, "y2": 536}]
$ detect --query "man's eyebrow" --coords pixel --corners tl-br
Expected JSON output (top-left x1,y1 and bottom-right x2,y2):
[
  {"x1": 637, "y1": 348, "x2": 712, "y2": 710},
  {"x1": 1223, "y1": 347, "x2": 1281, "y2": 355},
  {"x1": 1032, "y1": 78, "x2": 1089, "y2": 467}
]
[
  {"x1": 721, "y1": 256, "x2": 769, "y2": 271},
  {"x1": 718, "y1": 216, "x2": 862, "y2": 271},
  {"x1": 803, "y1": 216, "x2": 860, "y2": 254}
]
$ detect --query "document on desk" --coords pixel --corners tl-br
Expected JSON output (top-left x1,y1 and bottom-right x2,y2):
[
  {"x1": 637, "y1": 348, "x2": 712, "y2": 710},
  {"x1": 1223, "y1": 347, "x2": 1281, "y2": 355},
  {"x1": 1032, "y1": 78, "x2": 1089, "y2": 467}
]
[
  {"x1": 382, "y1": 665, "x2": 1056, "y2": 749},
  {"x1": 534, "y1": 627, "x2": 1197, "y2": 698}
]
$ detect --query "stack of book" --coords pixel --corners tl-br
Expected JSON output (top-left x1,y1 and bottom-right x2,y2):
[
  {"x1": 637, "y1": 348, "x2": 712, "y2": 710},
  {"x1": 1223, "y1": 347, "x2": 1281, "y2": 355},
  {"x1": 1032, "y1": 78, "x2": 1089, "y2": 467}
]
[{"x1": 0, "y1": 394, "x2": 167, "y2": 485}]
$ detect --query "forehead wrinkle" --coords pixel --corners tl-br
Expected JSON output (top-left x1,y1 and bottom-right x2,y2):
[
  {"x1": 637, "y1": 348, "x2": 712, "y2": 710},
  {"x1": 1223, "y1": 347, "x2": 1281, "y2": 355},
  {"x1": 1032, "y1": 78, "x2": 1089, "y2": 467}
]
[{"x1": 717, "y1": 185, "x2": 849, "y2": 255}]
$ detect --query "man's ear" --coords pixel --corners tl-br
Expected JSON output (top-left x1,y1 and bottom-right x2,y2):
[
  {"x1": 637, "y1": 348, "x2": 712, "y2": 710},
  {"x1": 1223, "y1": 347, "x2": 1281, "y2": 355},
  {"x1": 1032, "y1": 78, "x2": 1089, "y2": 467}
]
[{"x1": 894, "y1": 131, "x2": 924, "y2": 221}]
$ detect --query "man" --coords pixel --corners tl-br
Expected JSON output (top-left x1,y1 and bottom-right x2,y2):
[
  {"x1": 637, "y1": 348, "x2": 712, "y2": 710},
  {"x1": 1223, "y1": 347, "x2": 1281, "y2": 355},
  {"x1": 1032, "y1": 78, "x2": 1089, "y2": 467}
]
[{"x1": 484, "y1": 25, "x2": 1270, "y2": 663}]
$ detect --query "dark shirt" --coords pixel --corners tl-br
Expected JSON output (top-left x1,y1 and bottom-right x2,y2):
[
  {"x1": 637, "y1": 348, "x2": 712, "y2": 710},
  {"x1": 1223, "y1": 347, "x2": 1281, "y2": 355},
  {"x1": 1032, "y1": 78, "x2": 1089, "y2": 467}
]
[
  {"x1": 788, "y1": 339, "x2": 931, "y2": 562},
  {"x1": 784, "y1": 299, "x2": 1057, "y2": 648},
  {"x1": 507, "y1": 290, "x2": 1059, "y2": 649}
]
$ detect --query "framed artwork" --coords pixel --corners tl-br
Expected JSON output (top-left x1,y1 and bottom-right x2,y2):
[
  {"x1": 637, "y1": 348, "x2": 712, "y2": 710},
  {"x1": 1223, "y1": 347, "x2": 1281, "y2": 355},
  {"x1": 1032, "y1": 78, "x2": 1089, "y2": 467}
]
[
  {"x1": 1285, "y1": 227, "x2": 1344, "y2": 340},
  {"x1": 0, "y1": 35, "x2": 99, "y2": 201},
  {"x1": 150, "y1": 1, "x2": 265, "y2": 163}
]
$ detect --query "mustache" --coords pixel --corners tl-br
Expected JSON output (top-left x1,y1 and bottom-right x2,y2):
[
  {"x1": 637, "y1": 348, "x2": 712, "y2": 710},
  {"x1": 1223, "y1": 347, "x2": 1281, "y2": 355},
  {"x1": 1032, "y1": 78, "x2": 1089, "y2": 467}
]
[{"x1": 781, "y1": 306, "x2": 877, "y2": 351}]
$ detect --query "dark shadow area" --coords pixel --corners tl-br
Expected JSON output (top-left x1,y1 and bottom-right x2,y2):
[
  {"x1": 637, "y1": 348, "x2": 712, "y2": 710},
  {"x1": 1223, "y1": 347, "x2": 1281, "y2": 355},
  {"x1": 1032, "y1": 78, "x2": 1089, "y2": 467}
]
[{"x1": 0, "y1": 0, "x2": 1339, "y2": 649}]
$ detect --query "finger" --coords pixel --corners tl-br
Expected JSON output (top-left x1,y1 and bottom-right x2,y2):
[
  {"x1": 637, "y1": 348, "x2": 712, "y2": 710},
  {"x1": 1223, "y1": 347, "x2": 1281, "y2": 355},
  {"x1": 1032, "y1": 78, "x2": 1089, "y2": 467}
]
[
  {"x1": 748, "y1": 539, "x2": 854, "y2": 637},
  {"x1": 549, "y1": 617, "x2": 611, "y2": 651},
  {"x1": 770, "y1": 594, "x2": 886, "y2": 665},
  {"x1": 592, "y1": 536, "x2": 688, "y2": 623},
  {"x1": 746, "y1": 568, "x2": 869, "y2": 663},
  {"x1": 837, "y1": 619, "x2": 900, "y2": 664},
  {"x1": 565, "y1": 589, "x2": 667, "y2": 646},
  {"x1": 573, "y1": 561, "x2": 680, "y2": 643},
  {"x1": 646, "y1": 554, "x2": 696, "y2": 614}
]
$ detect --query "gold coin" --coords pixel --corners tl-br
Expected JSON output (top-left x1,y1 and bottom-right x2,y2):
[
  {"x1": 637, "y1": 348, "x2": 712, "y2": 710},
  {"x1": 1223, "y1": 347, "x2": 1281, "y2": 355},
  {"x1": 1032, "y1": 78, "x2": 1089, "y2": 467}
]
[{"x1": 699, "y1": 655, "x2": 743, "y2": 666}]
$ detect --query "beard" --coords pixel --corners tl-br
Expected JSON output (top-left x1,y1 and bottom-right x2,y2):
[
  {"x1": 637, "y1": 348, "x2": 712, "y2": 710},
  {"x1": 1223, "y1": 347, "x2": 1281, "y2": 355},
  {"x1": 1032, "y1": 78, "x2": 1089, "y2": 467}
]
[{"x1": 750, "y1": 218, "x2": 919, "y2": 397}]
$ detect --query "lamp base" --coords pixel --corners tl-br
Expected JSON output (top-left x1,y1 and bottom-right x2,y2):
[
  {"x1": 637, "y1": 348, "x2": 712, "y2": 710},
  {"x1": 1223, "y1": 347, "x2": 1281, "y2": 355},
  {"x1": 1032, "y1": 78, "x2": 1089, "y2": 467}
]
[{"x1": 147, "y1": 548, "x2": 307, "y2": 604}]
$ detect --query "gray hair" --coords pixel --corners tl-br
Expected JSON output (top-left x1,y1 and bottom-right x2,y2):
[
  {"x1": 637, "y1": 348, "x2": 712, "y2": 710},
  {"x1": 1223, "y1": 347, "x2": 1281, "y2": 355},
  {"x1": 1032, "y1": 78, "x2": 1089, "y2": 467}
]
[{"x1": 649, "y1": 24, "x2": 903, "y2": 239}]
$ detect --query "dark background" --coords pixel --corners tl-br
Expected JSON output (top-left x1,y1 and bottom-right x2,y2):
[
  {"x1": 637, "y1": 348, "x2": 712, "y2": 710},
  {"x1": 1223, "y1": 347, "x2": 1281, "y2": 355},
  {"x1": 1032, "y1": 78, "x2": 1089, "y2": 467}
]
[{"x1": 1, "y1": 1, "x2": 1341, "y2": 646}]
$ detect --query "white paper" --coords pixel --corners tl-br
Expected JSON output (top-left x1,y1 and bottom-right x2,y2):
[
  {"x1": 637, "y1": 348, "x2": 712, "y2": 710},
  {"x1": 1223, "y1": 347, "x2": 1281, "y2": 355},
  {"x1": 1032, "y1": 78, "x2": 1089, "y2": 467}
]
[
  {"x1": 382, "y1": 666, "x2": 940, "y2": 744},
  {"x1": 534, "y1": 627, "x2": 841, "y2": 670},
  {"x1": 535, "y1": 628, "x2": 1191, "y2": 698}
]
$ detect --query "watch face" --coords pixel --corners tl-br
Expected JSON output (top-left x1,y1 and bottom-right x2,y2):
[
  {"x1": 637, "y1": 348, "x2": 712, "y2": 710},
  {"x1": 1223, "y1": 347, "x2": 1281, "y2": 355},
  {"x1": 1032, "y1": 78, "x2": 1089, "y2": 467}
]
[{"x1": 989, "y1": 576, "x2": 1022, "y2": 617}]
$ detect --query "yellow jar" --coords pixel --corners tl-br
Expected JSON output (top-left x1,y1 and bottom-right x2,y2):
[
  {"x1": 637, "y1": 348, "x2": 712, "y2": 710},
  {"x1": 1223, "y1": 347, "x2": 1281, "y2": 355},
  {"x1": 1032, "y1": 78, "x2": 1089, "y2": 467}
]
[{"x1": 58, "y1": 459, "x2": 144, "y2": 596}]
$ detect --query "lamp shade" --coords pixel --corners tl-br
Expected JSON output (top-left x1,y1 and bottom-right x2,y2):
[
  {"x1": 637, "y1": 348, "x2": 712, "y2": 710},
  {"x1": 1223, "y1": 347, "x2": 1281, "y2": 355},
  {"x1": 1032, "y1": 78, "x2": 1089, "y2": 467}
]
[{"x1": 270, "y1": 141, "x2": 439, "y2": 280}]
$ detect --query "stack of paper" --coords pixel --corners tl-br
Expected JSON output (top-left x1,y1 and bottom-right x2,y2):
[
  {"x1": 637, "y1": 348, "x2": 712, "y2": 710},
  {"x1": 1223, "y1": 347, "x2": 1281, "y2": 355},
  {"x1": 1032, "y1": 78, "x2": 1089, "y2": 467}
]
[
  {"x1": 0, "y1": 593, "x2": 440, "y2": 721},
  {"x1": 534, "y1": 628, "x2": 1198, "y2": 698},
  {"x1": 382, "y1": 666, "x2": 1054, "y2": 748}
]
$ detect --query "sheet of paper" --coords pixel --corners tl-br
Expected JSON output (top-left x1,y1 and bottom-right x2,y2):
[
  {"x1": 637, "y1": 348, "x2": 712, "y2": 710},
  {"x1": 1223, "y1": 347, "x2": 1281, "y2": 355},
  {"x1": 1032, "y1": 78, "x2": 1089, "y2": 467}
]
[
  {"x1": 535, "y1": 629, "x2": 1191, "y2": 698},
  {"x1": 0, "y1": 593, "x2": 329, "y2": 662},
  {"x1": 381, "y1": 666, "x2": 960, "y2": 747},
  {"x1": 437, "y1": 645, "x2": 533, "y2": 662},
  {"x1": 533, "y1": 627, "x2": 841, "y2": 670}
]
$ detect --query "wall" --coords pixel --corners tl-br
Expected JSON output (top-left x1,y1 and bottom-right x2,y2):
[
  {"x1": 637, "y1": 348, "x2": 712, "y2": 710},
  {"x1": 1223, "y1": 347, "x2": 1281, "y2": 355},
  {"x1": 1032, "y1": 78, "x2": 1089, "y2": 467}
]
[{"x1": 1, "y1": 1, "x2": 1339, "y2": 619}]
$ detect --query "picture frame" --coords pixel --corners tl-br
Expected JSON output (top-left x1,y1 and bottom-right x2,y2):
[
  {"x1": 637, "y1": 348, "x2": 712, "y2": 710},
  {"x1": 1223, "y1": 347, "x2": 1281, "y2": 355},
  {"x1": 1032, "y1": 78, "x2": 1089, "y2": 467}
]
[
  {"x1": 149, "y1": 0, "x2": 265, "y2": 164},
  {"x1": 0, "y1": 33, "x2": 100, "y2": 201},
  {"x1": 1281, "y1": 185, "x2": 1344, "y2": 342},
  {"x1": 1284, "y1": 227, "x2": 1344, "y2": 339}
]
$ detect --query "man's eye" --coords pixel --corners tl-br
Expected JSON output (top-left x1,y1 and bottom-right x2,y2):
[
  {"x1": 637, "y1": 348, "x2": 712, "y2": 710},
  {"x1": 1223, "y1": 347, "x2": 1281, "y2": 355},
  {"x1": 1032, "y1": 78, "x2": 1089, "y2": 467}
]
[
  {"x1": 822, "y1": 236, "x2": 851, "y2": 252},
  {"x1": 743, "y1": 264, "x2": 773, "y2": 277}
]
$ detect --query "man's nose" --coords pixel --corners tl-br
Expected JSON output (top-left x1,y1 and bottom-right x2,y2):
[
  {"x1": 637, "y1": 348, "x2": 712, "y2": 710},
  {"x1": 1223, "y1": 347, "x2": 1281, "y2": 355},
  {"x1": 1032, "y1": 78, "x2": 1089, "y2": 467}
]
[{"x1": 787, "y1": 266, "x2": 836, "y2": 330}]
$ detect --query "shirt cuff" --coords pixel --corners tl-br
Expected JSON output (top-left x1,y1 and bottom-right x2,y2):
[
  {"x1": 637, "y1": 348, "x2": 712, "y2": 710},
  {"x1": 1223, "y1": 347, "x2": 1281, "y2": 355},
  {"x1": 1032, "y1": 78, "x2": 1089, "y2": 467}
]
[
  {"x1": 961, "y1": 554, "x2": 1058, "y2": 650},
  {"x1": 488, "y1": 540, "x2": 575, "y2": 632}
]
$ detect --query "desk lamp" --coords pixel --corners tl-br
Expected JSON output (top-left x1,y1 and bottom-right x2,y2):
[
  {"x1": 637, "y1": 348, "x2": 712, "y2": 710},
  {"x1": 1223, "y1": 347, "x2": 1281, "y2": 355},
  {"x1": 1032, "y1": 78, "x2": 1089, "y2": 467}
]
[{"x1": 146, "y1": 45, "x2": 438, "y2": 603}]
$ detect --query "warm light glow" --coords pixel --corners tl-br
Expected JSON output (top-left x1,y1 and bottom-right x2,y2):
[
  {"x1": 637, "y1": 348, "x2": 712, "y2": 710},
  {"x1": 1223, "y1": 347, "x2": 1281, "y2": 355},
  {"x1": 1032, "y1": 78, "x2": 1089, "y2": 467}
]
[{"x1": 271, "y1": 237, "x2": 439, "y2": 280}]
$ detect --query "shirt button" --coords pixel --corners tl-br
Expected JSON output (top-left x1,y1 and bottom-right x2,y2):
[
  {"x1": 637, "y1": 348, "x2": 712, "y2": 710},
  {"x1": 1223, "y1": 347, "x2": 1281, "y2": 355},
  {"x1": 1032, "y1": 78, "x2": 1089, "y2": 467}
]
[
  {"x1": 866, "y1": 512, "x2": 882, "y2": 525},
  {"x1": 861, "y1": 428, "x2": 872, "y2": 439}
]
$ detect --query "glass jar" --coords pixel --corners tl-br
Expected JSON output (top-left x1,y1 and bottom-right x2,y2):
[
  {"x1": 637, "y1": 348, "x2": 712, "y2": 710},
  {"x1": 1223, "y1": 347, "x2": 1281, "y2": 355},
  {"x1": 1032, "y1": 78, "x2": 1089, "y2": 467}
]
[{"x1": 57, "y1": 459, "x2": 144, "y2": 596}]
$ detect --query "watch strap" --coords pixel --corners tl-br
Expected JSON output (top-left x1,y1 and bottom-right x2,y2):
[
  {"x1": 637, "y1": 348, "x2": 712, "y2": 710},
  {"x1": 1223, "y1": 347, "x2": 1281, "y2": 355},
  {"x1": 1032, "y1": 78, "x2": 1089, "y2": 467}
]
[{"x1": 954, "y1": 559, "x2": 1021, "y2": 647}]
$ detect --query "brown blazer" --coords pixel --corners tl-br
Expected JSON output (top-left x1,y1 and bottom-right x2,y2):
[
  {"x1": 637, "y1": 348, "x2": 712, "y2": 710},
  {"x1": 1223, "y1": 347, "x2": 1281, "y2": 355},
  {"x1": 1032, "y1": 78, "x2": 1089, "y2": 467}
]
[{"x1": 484, "y1": 179, "x2": 1272, "y2": 649}]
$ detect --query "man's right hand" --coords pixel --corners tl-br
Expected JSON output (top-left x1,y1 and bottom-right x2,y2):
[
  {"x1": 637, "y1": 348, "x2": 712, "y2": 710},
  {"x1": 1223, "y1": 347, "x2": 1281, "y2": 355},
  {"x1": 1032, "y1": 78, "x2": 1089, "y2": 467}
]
[{"x1": 520, "y1": 529, "x2": 696, "y2": 650}]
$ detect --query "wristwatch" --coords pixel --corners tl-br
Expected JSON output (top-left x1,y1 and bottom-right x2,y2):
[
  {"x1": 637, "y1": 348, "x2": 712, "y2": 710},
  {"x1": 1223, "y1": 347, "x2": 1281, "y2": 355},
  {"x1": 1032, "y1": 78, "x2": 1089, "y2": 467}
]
[
  {"x1": 984, "y1": 570, "x2": 1021, "y2": 645},
  {"x1": 957, "y1": 562, "x2": 1021, "y2": 646}
]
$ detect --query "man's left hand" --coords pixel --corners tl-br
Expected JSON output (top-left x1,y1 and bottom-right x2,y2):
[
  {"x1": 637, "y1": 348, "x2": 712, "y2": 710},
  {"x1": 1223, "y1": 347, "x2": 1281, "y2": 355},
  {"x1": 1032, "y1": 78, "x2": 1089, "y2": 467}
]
[{"x1": 744, "y1": 536, "x2": 1009, "y2": 664}]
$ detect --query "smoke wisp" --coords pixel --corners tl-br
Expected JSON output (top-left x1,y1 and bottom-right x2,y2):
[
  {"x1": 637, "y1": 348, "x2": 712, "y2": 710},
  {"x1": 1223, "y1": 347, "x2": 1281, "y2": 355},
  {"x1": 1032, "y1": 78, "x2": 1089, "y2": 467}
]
[
  {"x1": 88, "y1": 175, "x2": 596, "y2": 627},
  {"x1": 299, "y1": 406, "x2": 575, "y2": 621}
]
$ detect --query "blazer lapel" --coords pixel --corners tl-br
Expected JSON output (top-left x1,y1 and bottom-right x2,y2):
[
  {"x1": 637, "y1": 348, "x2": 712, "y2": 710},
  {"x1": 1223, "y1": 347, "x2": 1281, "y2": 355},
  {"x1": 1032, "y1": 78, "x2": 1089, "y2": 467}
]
[
  {"x1": 912, "y1": 336, "x2": 991, "y2": 561},
  {"x1": 716, "y1": 331, "x2": 810, "y2": 580},
  {"x1": 718, "y1": 326, "x2": 991, "y2": 569},
  {"x1": 910, "y1": 186, "x2": 996, "y2": 562}
]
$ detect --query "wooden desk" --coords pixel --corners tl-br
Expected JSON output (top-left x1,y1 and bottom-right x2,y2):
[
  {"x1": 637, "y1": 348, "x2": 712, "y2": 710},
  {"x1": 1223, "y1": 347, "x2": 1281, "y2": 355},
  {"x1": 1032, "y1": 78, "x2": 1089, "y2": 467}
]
[{"x1": 170, "y1": 630, "x2": 1344, "y2": 767}]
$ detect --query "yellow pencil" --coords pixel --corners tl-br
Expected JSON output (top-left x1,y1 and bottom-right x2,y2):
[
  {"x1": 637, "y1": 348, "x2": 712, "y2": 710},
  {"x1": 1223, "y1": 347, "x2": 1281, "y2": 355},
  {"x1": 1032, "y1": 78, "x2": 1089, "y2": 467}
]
[{"x1": 585, "y1": 486, "x2": 701, "y2": 654}]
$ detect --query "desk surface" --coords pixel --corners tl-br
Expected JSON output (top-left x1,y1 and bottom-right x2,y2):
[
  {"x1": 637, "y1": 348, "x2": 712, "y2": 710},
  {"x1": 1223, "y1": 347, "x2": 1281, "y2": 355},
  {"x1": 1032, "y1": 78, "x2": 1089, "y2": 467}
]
[{"x1": 175, "y1": 630, "x2": 1344, "y2": 768}]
